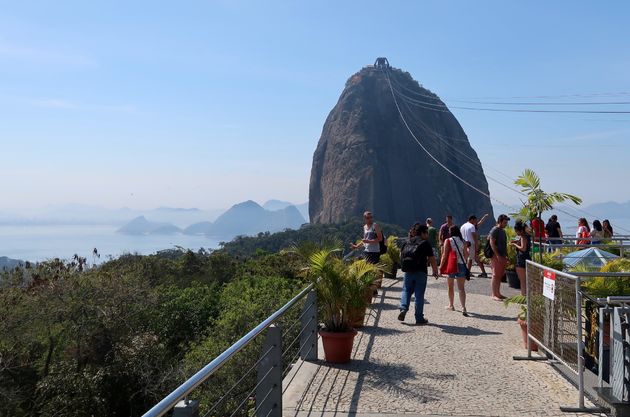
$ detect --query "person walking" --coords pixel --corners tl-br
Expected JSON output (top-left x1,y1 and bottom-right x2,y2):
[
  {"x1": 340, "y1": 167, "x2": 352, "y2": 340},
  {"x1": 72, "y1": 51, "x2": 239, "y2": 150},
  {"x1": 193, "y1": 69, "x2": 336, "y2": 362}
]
[
  {"x1": 545, "y1": 214, "x2": 563, "y2": 250},
  {"x1": 398, "y1": 223, "x2": 439, "y2": 325},
  {"x1": 426, "y1": 218, "x2": 439, "y2": 261},
  {"x1": 590, "y1": 220, "x2": 604, "y2": 244},
  {"x1": 440, "y1": 225, "x2": 469, "y2": 316},
  {"x1": 460, "y1": 214, "x2": 488, "y2": 278},
  {"x1": 603, "y1": 219, "x2": 614, "y2": 238},
  {"x1": 439, "y1": 214, "x2": 454, "y2": 248},
  {"x1": 351, "y1": 211, "x2": 383, "y2": 264},
  {"x1": 509, "y1": 220, "x2": 531, "y2": 296},
  {"x1": 489, "y1": 214, "x2": 510, "y2": 301}
]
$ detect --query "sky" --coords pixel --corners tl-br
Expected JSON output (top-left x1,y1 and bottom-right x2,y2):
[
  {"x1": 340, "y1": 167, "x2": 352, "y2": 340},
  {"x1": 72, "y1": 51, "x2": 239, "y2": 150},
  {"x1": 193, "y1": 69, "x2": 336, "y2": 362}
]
[{"x1": 1, "y1": 1, "x2": 629, "y2": 211}]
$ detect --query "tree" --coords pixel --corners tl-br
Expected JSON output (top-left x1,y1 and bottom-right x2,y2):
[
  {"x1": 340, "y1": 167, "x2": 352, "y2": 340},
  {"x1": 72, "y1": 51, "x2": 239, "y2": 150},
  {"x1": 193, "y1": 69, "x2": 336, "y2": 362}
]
[{"x1": 513, "y1": 169, "x2": 582, "y2": 261}]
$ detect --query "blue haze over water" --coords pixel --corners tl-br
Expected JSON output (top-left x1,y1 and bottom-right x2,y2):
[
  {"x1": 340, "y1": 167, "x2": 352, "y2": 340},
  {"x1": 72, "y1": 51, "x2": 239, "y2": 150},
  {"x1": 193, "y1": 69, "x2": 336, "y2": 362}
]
[{"x1": 0, "y1": 225, "x2": 220, "y2": 263}]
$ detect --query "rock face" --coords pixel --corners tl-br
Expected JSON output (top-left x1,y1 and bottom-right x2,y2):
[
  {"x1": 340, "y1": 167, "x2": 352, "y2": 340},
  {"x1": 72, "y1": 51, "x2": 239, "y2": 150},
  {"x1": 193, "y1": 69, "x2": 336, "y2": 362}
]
[{"x1": 309, "y1": 65, "x2": 495, "y2": 231}]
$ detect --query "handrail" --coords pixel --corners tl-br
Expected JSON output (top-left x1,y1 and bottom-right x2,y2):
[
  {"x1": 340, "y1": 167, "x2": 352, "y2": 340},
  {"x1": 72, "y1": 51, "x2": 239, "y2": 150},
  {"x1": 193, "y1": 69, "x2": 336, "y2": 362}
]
[{"x1": 142, "y1": 283, "x2": 315, "y2": 417}]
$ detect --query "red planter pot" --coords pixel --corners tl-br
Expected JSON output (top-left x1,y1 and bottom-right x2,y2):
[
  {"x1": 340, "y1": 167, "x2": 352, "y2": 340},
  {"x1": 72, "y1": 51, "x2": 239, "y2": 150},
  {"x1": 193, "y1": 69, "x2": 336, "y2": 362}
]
[
  {"x1": 517, "y1": 318, "x2": 538, "y2": 351},
  {"x1": 319, "y1": 329, "x2": 358, "y2": 363}
]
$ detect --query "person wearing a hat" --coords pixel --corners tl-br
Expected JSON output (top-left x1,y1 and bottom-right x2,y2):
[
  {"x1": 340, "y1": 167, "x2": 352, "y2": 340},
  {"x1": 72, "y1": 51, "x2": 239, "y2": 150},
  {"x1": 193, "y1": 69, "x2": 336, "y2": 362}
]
[{"x1": 489, "y1": 214, "x2": 510, "y2": 301}]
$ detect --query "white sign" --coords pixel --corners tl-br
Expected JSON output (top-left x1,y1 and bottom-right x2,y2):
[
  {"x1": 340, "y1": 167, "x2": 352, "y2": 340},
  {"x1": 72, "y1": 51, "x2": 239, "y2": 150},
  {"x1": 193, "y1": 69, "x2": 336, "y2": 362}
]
[{"x1": 543, "y1": 270, "x2": 556, "y2": 300}]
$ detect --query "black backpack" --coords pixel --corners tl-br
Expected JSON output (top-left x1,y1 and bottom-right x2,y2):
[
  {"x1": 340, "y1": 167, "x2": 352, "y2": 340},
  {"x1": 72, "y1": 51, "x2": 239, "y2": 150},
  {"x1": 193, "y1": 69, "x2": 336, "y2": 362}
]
[
  {"x1": 379, "y1": 232, "x2": 387, "y2": 255},
  {"x1": 483, "y1": 239, "x2": 494, "y2": 259},
  {"x1": 400, "y1": 240, "x2": 421, "y2": 272}
]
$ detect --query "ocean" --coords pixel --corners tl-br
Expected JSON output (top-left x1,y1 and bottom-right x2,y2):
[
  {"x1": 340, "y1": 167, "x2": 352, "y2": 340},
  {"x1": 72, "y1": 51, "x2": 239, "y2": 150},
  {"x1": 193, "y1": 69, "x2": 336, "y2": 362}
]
[{"x1": 0, "y1": 225, "x2": 221, "y2": 263}]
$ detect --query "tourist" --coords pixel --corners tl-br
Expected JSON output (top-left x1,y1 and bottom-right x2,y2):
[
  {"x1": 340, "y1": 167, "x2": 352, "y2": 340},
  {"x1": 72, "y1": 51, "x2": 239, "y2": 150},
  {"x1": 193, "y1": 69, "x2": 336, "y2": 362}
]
[
  {"x1": 509, "y1": 220, "x2": 531, "y2": 296},
  {"x1": 427, "y1": 217, "x2": 439, "y2": 261},
  {"x1": 440, "y1": 225, "x2": 469, "y2": 316},
  {"x1": 603, "y1": 219, "x2": 614, "y2": 238},
  {"x1": 460, "y1": 214, "x2": 489, "y2": 278},
  {"x1": 489, "y1": 214, "x2": 510, "y2": 301},
  {"x1": 576, "y1": 218, "x2": 590, "y2": 246},
  {"x1": 439, "y1": 214, "x2": 454, "y2": 248},
  {"x1": 545, "y1": 214, "x2": 563, "y2": 249},
  {"x1": 590, "y1": 220, "x2": 604, "y2": 245},
  {"x1": 531, "y1": 215, "x2": 546, "y2": 246},
  {"x1": 351, "y1": 211, "x2": 383, "y2": 264},
  {"x1": 398, "y1": 223, "x2": 438, "y2": 325}
]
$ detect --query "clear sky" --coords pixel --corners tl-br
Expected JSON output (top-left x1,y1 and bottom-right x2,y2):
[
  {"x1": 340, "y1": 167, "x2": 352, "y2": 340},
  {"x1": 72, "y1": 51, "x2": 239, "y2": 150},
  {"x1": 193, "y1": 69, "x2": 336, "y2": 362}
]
[{"x1": 1, "y1": 1, "x2": 629, "y2": 211}]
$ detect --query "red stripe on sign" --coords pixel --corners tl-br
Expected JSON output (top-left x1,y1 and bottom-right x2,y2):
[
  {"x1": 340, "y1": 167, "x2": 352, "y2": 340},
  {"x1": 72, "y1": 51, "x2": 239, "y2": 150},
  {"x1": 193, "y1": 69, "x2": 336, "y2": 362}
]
[{"x1": 544, "y1": 270, "x2": 556, "y2": 281}]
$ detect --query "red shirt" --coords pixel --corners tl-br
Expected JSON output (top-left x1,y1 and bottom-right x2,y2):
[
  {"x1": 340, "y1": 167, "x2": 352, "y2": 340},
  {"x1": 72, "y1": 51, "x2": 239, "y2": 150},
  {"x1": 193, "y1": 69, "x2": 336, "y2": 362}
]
[{"x1": 531, "y1": 218, "x2": 545, "y2": 242}]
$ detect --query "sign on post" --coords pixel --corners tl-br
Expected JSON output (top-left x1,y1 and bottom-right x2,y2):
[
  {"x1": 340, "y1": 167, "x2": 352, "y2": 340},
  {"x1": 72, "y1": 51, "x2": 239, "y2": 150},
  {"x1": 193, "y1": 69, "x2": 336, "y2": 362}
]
[{"x1": 543, "y1": 270, "x2": 556, "y2": 300}]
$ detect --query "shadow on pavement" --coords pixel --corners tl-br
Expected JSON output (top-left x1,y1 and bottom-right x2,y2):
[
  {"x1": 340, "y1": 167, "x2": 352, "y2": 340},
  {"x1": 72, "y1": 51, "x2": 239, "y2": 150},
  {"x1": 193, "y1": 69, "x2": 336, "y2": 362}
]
[
  {"x1": 431, "y1": 323, "x2": 503, "y2": 336},
  {"x1": 468, "y1": 312, "x2": 516, "y2": 322}
]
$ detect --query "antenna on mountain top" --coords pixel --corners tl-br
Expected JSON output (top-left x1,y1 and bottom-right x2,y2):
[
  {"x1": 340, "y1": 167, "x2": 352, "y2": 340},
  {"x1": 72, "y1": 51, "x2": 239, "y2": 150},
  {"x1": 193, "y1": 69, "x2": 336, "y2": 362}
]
[{"x1": 374, "y1": 57, "x2": 390, "y2": 69}]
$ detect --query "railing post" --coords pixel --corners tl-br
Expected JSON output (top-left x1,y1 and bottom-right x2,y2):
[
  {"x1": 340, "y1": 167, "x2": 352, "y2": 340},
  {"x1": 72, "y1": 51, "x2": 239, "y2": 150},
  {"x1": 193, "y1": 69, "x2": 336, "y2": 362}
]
[
  {"x1": 172, "y1": 399, "x2": 199, "y2": 417},
  {"x1": 300, "y1": 290, "x2": 318, "y2": 361},
  {"x1": 599, "y1": 307, "x2": 606, "y2": 388},
  {"x1": 256, "y1": 324, "x2": 282, "y2": 417},
  {"x1": 576, "y1": 278, "x2": 585, "y2": 409}
]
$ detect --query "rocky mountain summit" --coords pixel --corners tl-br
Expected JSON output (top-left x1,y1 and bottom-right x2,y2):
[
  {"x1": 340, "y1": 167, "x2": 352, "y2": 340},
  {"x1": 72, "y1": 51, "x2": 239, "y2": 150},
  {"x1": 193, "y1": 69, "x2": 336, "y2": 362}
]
[{"x1": 309, "y1": 63, "x2": 495, "y2": 230}]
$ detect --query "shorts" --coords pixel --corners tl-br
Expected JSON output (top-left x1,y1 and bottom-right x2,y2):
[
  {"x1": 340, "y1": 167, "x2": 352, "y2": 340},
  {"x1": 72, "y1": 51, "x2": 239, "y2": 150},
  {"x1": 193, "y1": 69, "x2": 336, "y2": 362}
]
[
  {"x1": 448, "y1": 263, "x2": 467, "y2": 279},
  {"x1": 467, "y1": 242, "x2": 475, "y2": 262},
  {"x1": 364, "y1": 252, "x2": 381, "y2": 264}
]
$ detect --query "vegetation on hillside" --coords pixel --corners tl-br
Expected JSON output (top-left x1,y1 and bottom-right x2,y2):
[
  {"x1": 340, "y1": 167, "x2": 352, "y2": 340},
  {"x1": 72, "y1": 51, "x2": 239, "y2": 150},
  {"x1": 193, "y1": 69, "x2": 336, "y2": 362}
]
[
  {"x1": 220, "y1": 220, "x2": 406, "y2": 259},
  {"x1": 0, "y1": 221, "x2": 405, "y2": 416}
]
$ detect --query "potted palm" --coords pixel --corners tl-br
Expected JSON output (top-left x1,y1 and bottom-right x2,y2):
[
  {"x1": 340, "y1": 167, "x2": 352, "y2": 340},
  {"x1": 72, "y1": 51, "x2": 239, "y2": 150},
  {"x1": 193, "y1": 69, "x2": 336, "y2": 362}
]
[
  {"x1": 381, "y1": 236, "x2": 401, "y2": 279},
  {"x1": 305, "y1": 248, "x2": 373, "y2": 363},
  {"x1": 504, "y1": 226, "x2": 520, "y2": 289},
  {"x1": 345, "y1": 259, "x2": 380, "y2": 328},
  {"x1": 504, "y1": 295, "x2": 538, "y2": 351},
  {"x1": 513, "y1": 169, "x2": 582, "y2": 263}
]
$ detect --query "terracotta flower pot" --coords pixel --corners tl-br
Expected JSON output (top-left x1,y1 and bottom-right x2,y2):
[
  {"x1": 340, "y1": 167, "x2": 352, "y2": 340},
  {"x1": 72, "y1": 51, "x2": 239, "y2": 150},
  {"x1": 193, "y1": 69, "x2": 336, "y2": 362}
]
[
  {"x1": 319, "y1": 329, "x2": 358, "y2": 363},
  {"x1": 366, "y1": 285, "x2": 377, "y2": 304},
  {"x1": 517, "y1": 318, "x2": 538, "y2": 351}
]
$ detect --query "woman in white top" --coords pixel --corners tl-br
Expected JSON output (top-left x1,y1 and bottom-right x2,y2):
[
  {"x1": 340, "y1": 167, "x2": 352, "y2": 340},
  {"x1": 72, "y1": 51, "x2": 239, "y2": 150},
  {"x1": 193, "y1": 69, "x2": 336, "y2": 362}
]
[{"x1": 440, "y1": 225, "x2": 470, "y2": 316}]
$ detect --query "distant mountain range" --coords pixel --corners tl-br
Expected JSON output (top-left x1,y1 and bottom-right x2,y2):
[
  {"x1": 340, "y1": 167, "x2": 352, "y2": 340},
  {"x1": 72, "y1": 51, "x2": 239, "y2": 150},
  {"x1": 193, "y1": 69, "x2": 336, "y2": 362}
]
[
  {"x1": 0, "y1": 205, "x2": 224, "y2": 227},
  {"x1": 0, "y1": 256, "x2": 23, "y2": 270},
  {"x1": 117, "y1": 200, "x2": 308, "y2": 239}
]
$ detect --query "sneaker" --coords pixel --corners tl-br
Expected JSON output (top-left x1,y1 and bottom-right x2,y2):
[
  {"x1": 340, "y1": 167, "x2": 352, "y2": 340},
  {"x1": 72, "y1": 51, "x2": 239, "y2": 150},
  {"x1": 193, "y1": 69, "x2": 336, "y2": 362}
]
[
  {"x1": 397, "y1": 310, "x2": 407, "y2": 321},
  {"x1": 416, "y1": 318, "x2": 429, "y2": 325},
  {"x1": 477, "y1": 272, "x2": 488, "y2": 278}
]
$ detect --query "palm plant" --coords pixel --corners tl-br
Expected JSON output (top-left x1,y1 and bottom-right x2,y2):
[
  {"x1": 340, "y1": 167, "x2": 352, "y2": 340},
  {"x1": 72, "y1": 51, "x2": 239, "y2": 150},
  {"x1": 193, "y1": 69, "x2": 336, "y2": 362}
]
[
  {"x1": 345, "y1": 259, "x2": 380, "y2": 310},
  {"x1": 513, "y1": 169, "x2": 582, "y2": 261}
]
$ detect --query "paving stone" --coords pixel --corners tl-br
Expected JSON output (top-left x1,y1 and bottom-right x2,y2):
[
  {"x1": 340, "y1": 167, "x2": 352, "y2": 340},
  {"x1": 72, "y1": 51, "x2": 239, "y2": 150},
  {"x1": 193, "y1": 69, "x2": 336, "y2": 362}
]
[{"x1": 283, "y1": 271, "x2": 606, "y2": 417}]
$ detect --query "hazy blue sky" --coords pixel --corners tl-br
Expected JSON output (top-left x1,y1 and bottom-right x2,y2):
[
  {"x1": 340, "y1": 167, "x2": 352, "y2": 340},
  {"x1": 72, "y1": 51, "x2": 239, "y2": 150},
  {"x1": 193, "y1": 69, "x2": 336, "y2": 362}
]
[{"x1": 1, "y1": 1, "x2": 629, "y2": 211}]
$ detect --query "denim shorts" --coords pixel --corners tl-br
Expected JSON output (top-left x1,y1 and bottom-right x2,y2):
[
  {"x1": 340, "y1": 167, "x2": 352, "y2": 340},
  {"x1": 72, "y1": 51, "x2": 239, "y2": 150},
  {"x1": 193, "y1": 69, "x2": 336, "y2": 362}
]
[{"x1": 448, "y1": 263, "x2": 467, "y2": 279}]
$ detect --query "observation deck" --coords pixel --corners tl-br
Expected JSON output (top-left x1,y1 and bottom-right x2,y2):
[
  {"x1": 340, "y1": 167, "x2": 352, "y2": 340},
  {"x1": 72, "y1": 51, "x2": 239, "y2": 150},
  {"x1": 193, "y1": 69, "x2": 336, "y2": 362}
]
[{"x1": 282, "y1": 272, "x2": 601, "y2": 417}]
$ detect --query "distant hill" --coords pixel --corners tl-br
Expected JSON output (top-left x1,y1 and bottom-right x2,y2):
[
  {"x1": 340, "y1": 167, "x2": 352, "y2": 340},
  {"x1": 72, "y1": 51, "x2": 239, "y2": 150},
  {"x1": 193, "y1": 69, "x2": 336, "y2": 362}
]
[
  {"x1": 0, "y1": 204, "x2": 224, "y2": 227},
  {"x1": 117, "y1": 216, "x2": 182, "y2": 235},
  {"x1": 262, "y1": 200, "x2": 293, "y2": 211},
  {"x1": 296, "y1": 202, "x2": 309, "y2": 222},
  {"x1": 0, "y1": 256, "x2": 23, "y2": 271},
  {"x1": 584, "y1": 201, "x2": 630, "y2": 219},
  {"x1": 183, "y1": 200, "x2": 306, "y2": 238}
]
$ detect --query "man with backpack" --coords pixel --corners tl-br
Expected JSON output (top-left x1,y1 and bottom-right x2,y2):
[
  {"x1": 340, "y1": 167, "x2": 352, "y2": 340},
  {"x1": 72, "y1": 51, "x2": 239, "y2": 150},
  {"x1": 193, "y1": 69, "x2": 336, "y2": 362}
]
[{"x1": 398, "y1": 223, "x2": 439, "y2": 325}]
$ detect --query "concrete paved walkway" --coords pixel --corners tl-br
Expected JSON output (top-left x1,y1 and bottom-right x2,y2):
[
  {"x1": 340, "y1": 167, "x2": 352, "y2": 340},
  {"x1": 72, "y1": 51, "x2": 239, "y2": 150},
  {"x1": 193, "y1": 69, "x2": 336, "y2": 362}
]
[{"x1": 283, "y1": 274, "x2": 605, "y2": 417}]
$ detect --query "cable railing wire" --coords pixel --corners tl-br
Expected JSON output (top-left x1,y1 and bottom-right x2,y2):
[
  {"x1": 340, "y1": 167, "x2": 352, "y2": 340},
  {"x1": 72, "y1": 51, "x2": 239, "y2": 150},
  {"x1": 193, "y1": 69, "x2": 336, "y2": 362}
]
[
  {"x1": 200, "y1": 344, "x2": 276, "y2": 417},
  {"x1": 224, "y1": 365, "x2": 277, "y2": 417},
  {"x1": 282, "y1": 335, "x2": 320, "y2": 394}
]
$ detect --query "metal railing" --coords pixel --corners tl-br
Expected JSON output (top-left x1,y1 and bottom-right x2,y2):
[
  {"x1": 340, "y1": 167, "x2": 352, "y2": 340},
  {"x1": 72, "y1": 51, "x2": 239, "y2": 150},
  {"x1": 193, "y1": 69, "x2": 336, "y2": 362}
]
[
  {"x1": 519, "y1": 261, "x2": 604, "y2": 412},
  {"x1": 142, "y1": 284, "x2": 318, "y2": 417},
  {"x1": 518, "y1": 263, "x2": 630, "y2": 412}
]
